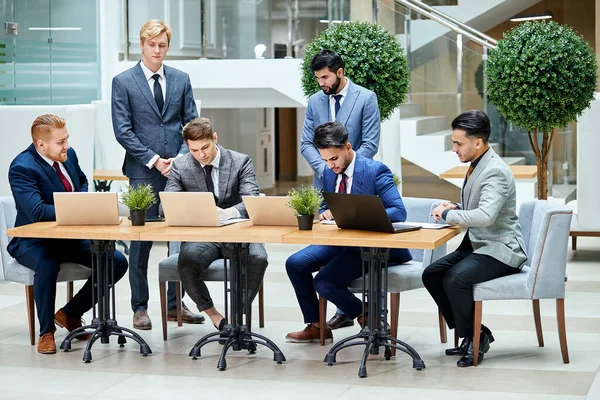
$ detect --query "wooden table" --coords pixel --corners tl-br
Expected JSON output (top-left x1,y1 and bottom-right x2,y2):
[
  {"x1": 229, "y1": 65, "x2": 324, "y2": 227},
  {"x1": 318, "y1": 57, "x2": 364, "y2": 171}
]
[
  {"x1": 93, "y1": 169, "x2": 128, "y2": 192},
  {"x1": 7, "y1": 221, "x2": 155, "y2": 363},
  {"x1": 283, "y1": 222, "x2": 460, "y2": 377},
  {"x1": 439, "y1": 165, "x2": 537, "y2": 179}
]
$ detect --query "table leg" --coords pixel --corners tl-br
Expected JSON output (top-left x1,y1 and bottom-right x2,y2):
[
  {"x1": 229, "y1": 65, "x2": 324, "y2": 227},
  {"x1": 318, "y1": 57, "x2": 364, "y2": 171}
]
[
  {"x1": 188, "y1": 243, "x2": 285, "y2": 370},
  {"x1": 323, "y1": 247, "x2": 425, "y2": 378},
  {"x1": 59, "y1": 240, "x2": 152, "y2": 363}
]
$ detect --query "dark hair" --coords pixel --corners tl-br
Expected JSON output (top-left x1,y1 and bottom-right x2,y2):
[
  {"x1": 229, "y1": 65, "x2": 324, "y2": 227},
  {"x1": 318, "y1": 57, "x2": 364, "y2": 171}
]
[
  {"x1": 311, "y1": 49, "x2": 344, "y2": 73},
  {"x1": 183, "y1": 117, "x2": 214, "y2": 141},
  {"x1": 314, "y1": 122, "x2": 348, "y2": 149},
  {"x1": 451, "y1": 110, "x2": 491, "y2": 143}
]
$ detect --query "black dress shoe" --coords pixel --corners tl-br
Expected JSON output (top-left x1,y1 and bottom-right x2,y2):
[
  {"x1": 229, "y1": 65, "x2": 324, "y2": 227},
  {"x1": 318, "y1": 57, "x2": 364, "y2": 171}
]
[
  {"x1": 445, "y1": 336, "x2": 469, "y2": 356},
  {"x1": 327, "y1": 313, "x2": 354, "y2": 330},
  {"x1": 457, "y1": 331, "x2": 491, "y2": 367},
  {"x1": 481, "y1": 324, "x2": 495, "y2": 343}
]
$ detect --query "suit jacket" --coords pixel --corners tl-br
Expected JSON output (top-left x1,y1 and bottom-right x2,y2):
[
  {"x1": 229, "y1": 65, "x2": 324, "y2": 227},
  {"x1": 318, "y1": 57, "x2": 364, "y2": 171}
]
[
  {"x1": 7, "y1": 145, "x2": 88, "y2": 258},
  {"x1": 301, "y1": 79, "x2": 380, "y2": 189},
  {"x1": 445, "y1": 148, "x2": 527, "y2": 269},
  {"x1": 321, "y1": 153, "x2": 412, "y2": 264},
  {"x1": 111, "y1": 61, "x2": 198, "y2": 180},
  {"x1": 164, "y1": 145, "x2": 259, "y2": 218}
]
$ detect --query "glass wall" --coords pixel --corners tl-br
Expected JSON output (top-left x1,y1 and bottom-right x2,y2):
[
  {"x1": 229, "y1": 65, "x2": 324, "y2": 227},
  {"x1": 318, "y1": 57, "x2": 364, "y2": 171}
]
[{"x1": 0, "y1": 0, "x2": 100, "y2": 105}]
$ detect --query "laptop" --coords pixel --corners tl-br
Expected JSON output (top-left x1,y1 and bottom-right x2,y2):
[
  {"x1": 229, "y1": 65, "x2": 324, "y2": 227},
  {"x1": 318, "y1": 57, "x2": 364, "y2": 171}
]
[
  {"x1": 54, "y1": 192, "x2": 121, "y2": 225},
  {"x1": 159, "y1": 192, "x2": 248, "y2": 227},
  {"x1": 322, "y1": 192, "x2": 422, "y2": 234},
  {"x1": 243, "y1": 196, "x2": 298, "y2": 226}
]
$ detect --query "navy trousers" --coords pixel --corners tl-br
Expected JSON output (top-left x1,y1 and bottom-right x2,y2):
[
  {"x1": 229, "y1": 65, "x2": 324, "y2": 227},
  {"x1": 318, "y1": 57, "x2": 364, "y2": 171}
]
[{"x1": 15, "y1": 239, "x2": 128, "y2": 336}]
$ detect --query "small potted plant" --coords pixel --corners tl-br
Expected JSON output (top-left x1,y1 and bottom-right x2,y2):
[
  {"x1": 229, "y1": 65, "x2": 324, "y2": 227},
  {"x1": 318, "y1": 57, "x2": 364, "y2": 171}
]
[
  {"x1": 121, "y1": 183, "x2": 157, "y2": 226},
  {"x1": 392, "y1": 173, "x2": 402, "y2": 192},
  {"x1": 286, "y1": 185, "x2": 323, "y2": 230}
]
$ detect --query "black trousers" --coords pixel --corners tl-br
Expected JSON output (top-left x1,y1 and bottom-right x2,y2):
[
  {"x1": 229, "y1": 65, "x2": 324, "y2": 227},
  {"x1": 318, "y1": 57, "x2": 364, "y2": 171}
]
[{"x1": 422, "y1": 248, "x2": 518, "y2": 338}]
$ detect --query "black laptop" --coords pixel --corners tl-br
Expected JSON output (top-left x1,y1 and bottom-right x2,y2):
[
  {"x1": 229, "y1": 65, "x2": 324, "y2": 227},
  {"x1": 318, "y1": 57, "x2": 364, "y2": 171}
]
[{"x1": 322, "y1": 192, "x2": 422, "y2": 234}]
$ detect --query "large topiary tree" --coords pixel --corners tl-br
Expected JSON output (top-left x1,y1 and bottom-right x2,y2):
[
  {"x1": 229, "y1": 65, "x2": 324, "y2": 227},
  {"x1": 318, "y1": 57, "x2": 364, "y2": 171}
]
[
  {"x1": 300, "y1": 21, "x2": 409, "y2": 122},
  {"x1": 486, "y1": 21, "x2": 597, "y2": 199}
]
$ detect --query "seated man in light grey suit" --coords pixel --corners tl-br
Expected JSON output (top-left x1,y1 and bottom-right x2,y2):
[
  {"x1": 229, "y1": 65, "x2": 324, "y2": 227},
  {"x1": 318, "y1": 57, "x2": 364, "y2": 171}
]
[
  {"x1": 423, "y1": 110, "x2": 527, "y2": 367},
  {"x1": 164, "y1": 117, "x2": 268, "y2": 330},
  {"x1": 301, "y1": 49, "x2": 381, "y2": 330}
]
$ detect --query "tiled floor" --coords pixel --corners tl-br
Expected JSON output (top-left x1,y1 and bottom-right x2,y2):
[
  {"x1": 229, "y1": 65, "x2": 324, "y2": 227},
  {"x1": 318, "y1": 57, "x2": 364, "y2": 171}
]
[{"x1": 1, "y1": 235, "x2": 599, "y2": 399}]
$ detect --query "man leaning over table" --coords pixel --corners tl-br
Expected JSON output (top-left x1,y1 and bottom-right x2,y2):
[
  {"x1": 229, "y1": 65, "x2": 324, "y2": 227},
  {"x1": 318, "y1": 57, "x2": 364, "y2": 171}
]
[{"x1": 8, "y1": 114, "x2": 128, "y2": 354}]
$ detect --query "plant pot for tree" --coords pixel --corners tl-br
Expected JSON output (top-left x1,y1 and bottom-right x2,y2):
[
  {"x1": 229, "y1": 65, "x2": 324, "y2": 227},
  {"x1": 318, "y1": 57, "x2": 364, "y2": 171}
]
[
  {"x1": 130, "y1": 210, "x2": 147, "y2": 226},
  {"x1": 297, "y1": 215, "x2": 314, "y2": 231}
]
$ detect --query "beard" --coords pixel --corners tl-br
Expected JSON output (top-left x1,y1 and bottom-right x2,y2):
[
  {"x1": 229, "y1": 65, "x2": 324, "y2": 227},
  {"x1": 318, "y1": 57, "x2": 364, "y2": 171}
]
[{"x1": 321, "y1": 76, "x2": 341, "y2": 95}]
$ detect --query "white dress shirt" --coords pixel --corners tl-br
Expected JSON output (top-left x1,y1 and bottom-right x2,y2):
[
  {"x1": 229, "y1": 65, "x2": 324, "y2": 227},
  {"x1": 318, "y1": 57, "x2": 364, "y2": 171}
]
[
  {"x1": 37, "y1": 151, "x2": 75, "y2": 191},
  {"x1": 140, "y1": 62, "x2": 167, "y2": 169},
  {"x1": 200, "y1": 147, "x2": 241, "y2": 219},
  {"x1": 329, "y1": 78, "x2": 350, "y2": 121},
  {"x1": 335, "y1": 150, "x2": 356, "y2": 194}
]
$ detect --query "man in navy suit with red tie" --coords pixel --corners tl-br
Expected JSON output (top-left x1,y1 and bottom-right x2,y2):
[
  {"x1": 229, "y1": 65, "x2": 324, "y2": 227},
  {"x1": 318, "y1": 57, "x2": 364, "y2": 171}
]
[{"x1": 8, "y1": 114, "x2": 128, "y2": 354}]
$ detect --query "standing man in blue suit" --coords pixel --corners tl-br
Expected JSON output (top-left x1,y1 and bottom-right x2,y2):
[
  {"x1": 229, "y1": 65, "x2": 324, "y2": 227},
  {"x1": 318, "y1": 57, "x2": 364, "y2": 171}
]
[
  {"x1": 301, "y1": 49, "x2": 382, "y2": 330},
  {"x1": 112, "y1": 19, "x2": 203, "y2": 330},
  {"x1": 8, "y1": 114, "x2": 128, "y2": 354},
  {"x1": 285, "y1": 122, "x2": 412, "y2": 343}
]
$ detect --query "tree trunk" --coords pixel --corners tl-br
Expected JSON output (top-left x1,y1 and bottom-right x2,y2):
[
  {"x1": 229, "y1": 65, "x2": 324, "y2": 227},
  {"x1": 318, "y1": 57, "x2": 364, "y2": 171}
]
[
  {"x1": 537, "y1": 156, "x2": 548, "y2": 200},
  {"x1": 528, "y1": 129, "x2": 552, "y2": 200}
]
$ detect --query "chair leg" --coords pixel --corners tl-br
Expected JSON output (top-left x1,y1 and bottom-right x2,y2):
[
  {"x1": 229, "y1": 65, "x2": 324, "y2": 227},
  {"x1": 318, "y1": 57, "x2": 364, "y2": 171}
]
[
  {"x1": 318, "y1": 295, "x2": 327, "y2": 346},
  {"x1": 258, "y1": 283, "x2": 265, "y2": 328},
  {"x1": 454, "y1": 329, "x2": 459, "y2": 348},
  {"x1": 571, "y1": 236, "x2": 577, "y2": 251},
  {"x1": 176, "y1": 282, "x2": 183, "y2": 327},
  {"x1": 532, "y1": 299, "x2": 544, "y2": 347},
  {"x1": 438, "y1": 308, "x2": 447, "y2": 344},
  {"x1": 472, "y1": 301, "x2": 483, "y2": 366},
  {"x1": 25, "y1": 286, "x2": 35, "y2": 346},
  {"x1": 67, "y1": 281, "x2": 74, "y2": 302},
  {"x1": 390, "y1": 293, "x2": 400, "y2": 356},
  {"x1": 159, "y1": 281, "x2": 167, "y2": 341},
  {"x1": 556, "y1": 298, "x2": 570, "y2": 364}
]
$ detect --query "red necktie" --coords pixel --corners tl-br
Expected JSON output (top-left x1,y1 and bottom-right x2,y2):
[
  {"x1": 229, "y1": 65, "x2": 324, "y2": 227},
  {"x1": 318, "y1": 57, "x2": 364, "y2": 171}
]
[
  {"x1": 338, "y1": 173, "x2": 348, "y2": 194},
  {"x1": 53, "y1": 162, "x2": 73, "y2": 192}
]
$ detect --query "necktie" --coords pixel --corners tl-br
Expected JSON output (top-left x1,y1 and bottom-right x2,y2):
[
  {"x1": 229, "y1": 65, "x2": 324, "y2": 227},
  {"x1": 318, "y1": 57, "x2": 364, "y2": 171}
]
[
  {"x1": 152, "y1": 74, "x2": 164, "y2": 113},
  {"x1": 466, "y1": 164, "x2": 475, "y2": 182},
  {"x1": 204, "y1": 165, "x2": 217, "y2": 202},
  {"x1": 53, "y1": 162, "x2": 72, "y2": 192},
  {"x1": 333, "y1": 94, "x2": 342, "y2": 119},
  {"x1": 338, "y1": 173, "x2": 348, "y2": 194}
]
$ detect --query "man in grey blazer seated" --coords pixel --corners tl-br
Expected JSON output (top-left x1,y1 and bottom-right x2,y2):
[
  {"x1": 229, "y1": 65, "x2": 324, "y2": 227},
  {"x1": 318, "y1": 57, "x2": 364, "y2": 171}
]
[
  {"x1": 164, "y1": 117, "x2": 268, "y2": 330},
  {"x1": 112, "y1": 20, "x2": 202, "y2": 329},
  {"x1": 301, "y1": 49, "x2": 381, "y2": 330},
  {"x1": 423, "y1": 110, "x2": 527, "y2": 367}
]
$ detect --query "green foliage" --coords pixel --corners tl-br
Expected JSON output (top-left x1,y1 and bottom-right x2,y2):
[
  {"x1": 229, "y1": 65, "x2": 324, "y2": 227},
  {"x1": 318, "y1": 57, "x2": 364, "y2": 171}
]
[
  {"x1": 286, "y1": 185, "x2": 324, "y2": 216},
  {"x1": 486, "y1": 21, "x2": 597, "y2": 133},
  {"x1": 300, "y1": 21, "x2": 409, "y2": 121},
  {"x1": 121, "y1": 183, "x2": 157, "y2": 212},
  {"x1": 392, "y1": 173, "x2": 402, "y2": 187}
]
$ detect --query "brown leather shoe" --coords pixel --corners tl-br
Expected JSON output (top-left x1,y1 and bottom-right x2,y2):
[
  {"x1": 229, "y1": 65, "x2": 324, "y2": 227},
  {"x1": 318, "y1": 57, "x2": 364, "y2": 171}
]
[
  {"x1": 167, "y1": 304, "x2": 205, "y2": 324},
  {"x1": 133, "y1": 310, "x2": 152, "y2": 330},
  {"x1": 54, "y1": 309, "x2": 92, "y2": 341},
  {"x1": 327, "y1": 313, "x2": 354, "y2": 330},
  {"x1": 37, "y1": 332, "x2": 56, "y2": 354},
  {"x1": 285, "y1": 324, "x2": 333, "y2": 344}
]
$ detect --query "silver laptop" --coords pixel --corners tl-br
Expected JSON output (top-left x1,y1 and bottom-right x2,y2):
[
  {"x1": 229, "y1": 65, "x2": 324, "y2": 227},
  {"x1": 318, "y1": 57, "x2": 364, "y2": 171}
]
[
  {"x1": 160, "y1": 191, "x2": 248, "y2": 227},
  {"x1": 54, "y1": 192, "x2": 121, "y2": 225},
  {"x1": 243, "y1": 196, "x2": 298, "y2": 226}
]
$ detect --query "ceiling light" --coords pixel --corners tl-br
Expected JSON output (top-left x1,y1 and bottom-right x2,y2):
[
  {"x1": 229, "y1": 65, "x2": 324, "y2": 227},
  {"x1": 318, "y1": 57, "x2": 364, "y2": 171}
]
[{"x1": 28, "y1": 27, "x2": 82, "y2": 31}]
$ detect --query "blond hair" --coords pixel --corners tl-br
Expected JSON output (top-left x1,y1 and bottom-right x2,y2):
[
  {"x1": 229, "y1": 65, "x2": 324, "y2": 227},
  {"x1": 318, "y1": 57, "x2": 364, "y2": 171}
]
[
  {"x1": 31, "y1": 114, "x2": 66, "y2": 141},
  {"x1": 139, "y1": 19, "x2": 172, "y2": 45},
  {"x1": 183, "y1": 117, "x2": 214, "y2": 142}
]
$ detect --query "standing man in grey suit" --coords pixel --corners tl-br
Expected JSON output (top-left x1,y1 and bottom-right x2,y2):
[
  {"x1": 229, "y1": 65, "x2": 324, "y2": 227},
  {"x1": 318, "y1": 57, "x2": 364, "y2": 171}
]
[
  {"x1": 423, "y1": 110, "x2": 527, "y2": 367},
  {"x1": 301, "y1": 49, "x2": 381, "y2": 330},
  {"x1": 164, "y1": 117, "x2": 268, "y2": 330},
  {"x1": 112, "y1": 19, "x2": 203, "y2": 330}
]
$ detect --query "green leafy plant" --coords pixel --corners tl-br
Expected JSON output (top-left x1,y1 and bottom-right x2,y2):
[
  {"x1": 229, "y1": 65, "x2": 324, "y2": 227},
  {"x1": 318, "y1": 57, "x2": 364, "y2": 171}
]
[
  {"x1": 301, "y1": 21, "x2": 409, "y2": 121},
  {"x1": 486, "y1": 21, "x2": 597, "y2": 199},
  {"x1": 286, "y1": 185, "x2": 324, "y2": 216},
  {"x1": 392, "y1": 173, "x2": 402, "y2": 187},
  {"x1": 121, "y1": 183, "x2": 157, "y2": 212}
]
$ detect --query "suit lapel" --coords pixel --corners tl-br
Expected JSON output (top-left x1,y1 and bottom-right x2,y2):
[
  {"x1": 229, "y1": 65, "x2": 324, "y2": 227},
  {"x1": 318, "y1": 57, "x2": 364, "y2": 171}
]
[
  {"x1": 319, "y1": 94, "x2": 330, "y2": 125},
  {"x1": 62, "y1": 158, "x2": 80, "y2": 191},
  {"x1": 463, "y1": 148, "x2": 495, "y2": 208},
  {"x1": 217, "y1": 146, "x2": 232, "y2": 202},
  {"x1": 335, "y1": 80, "x2": 359, "y2": 126},
  {"x1": 27, "y1": 145, "x2": 66, "y2": 191},
  {"x1": 350, "y1": 154, "x2": 364, "y2": 194},
  {"x1": 190, "y1": 155, "x2": 209, "y2": 192},
  {"x1": 131, "y1": 62, "x2": 162, "y2": 118},
  {"x1": 162, "y1": 65, "x2": 175, "y2": 116}
]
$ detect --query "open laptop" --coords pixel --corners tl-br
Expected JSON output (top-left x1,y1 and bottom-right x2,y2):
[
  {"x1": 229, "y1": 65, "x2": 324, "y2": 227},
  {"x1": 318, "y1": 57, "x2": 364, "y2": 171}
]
[
  {"x1": 322, "y1": 192, "x2": 422, "y2": 234},
  {"x1": 243, "y1": 196, "x2": 298, "y2": 226},
  {"x1": 159, "y1": 192, "x2": 248, "y2": 227},
  {"x1": 54, "y1": 192, "x2": 121, "y2": 225}
]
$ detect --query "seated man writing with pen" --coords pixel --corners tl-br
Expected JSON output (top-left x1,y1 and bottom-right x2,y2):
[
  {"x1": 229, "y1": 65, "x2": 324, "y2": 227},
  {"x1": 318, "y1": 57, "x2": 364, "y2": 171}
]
[
  {"x1": 284, "y1": 121, "x2": 412, "y2": 343},
  {"x1": 163, "y1": 117, "x2": 268, "y2": 331}
]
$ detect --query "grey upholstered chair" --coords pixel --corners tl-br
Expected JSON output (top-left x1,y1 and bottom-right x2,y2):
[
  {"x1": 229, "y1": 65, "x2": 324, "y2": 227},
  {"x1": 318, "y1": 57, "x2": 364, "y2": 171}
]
[
  {"x1": 158, "y1": 241, "x2": 265, "y2": 340},
  {"x1": 318, "y1": 197, "x2": 450, "y2": 348},
  {"x1": 471, "y1": 200, "x2": 573, "y2": 366},
  {"x1": 0, "y1": 196, "x2": 90, "y2": 345}
]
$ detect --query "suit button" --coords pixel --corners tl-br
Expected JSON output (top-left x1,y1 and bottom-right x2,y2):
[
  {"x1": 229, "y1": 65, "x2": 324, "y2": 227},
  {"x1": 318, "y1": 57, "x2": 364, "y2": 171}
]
[
  {"x1": 160, "y1": 124, "x2": 164, "y2": 127},
  {"x1": 164, "y1": 140, "x2": 168, "y2": 144}
]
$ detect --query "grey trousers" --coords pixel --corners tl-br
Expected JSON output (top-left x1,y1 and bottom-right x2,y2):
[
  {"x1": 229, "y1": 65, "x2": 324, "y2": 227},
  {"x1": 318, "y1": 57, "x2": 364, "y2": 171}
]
[{"x1": 177, "y1": 242, "x2": 268, "y2": 312}]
